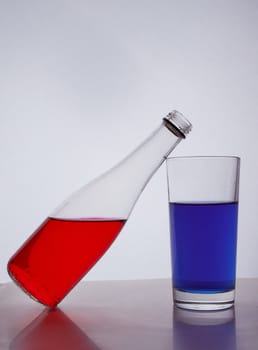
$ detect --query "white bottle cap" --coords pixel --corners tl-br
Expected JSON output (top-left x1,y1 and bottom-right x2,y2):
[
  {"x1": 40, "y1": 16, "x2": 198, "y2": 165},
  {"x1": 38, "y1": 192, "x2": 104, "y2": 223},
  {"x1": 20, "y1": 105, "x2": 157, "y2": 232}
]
[{"x1": 164, "y1": 110, "x2": 192, "y2": 137}]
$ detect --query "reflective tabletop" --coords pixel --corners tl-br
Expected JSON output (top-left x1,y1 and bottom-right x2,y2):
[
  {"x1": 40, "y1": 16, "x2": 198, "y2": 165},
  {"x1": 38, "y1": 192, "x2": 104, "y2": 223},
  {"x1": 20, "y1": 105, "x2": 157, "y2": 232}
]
[{"x1": 0, "y1": 278, "x2": 257, "y2": 350}]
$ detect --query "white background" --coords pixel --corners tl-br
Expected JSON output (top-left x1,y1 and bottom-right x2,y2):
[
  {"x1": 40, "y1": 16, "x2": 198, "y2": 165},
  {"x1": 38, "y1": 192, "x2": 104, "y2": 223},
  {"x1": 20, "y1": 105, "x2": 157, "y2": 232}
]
[{"x1": 0, "y1": 0, "x2": 258, "y2": 282}]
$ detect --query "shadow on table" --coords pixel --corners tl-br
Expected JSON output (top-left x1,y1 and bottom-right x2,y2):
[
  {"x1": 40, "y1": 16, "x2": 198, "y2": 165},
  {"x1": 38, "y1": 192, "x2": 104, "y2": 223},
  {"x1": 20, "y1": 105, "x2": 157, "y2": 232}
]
[
  {"x1": 9, "y1": 308, "x2": 102, "y2": 350},
  {"x1": 173, "y1": 306, "x2": 236, "y2": 350}
]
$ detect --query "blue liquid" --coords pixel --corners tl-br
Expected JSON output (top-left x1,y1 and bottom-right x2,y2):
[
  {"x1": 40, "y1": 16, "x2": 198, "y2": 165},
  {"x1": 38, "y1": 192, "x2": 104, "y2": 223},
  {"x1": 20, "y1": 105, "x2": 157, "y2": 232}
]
[{"x1": 169, "y1": 202, "x2": 238, "y2": 293}]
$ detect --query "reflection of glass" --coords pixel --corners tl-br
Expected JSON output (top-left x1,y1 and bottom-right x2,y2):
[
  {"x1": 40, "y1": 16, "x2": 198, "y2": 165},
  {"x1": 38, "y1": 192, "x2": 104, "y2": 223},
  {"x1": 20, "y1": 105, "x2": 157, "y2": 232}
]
[
  {"x1": 8, "y1": 111, "x2": 192, "y2": 308},
  {"x1": 173, "y1": 306, "x2": 237, "y2": 350},
  {"x1": 167, "y1": 156, "x2": 240, "y2": 310},
  {"x1": 9, "y1": 308, "x2": 102, "y2": 350}
]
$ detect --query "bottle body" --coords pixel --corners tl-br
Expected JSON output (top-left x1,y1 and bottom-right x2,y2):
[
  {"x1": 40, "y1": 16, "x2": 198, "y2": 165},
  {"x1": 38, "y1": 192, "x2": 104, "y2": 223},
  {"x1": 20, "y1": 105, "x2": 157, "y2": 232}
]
[
  {"x1": 8, "y1": 111, "x2": 192, "y2": 307},
  {"x1": 8, "y1": 218, "x2": 126, "y2": 307}
]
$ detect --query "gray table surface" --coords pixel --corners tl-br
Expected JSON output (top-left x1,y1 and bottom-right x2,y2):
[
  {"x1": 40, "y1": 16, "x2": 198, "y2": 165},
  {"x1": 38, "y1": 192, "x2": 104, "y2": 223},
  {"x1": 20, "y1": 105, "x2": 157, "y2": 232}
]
[{"x1": 0, "y1": 278, "x2": 257, "y2": 350}]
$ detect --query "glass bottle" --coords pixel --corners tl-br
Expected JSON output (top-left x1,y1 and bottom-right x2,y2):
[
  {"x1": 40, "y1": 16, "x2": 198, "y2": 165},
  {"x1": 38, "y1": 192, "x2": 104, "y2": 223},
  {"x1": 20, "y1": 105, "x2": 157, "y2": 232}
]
[{"x1": 8, "y1": 110, "x2": 192, "y2": 307}]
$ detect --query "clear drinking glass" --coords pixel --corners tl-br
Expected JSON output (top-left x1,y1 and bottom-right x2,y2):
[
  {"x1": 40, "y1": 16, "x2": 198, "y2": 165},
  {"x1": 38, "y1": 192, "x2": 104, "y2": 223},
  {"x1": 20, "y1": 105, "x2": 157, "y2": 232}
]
[{"x1": 166, "y1": 156, "x2": 240, "y2": 311}]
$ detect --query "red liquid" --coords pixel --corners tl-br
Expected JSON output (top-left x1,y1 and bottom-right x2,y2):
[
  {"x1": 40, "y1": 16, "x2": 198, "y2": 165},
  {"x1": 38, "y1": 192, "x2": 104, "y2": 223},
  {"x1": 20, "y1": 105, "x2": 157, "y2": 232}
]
[{"x1": 8, "y1": 218, "x2": 125, "y2": 307}]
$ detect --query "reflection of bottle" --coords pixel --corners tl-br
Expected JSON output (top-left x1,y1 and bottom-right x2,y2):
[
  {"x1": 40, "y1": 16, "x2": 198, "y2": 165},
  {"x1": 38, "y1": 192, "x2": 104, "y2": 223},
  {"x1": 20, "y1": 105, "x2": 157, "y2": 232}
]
[
  {"x1": 10, "y1": 308, "x2": 101, "y2": 350},
  {"x1": 173, "y1": 307, "x2": 236, "y2": 350},
  {"x1": 8, "y1": 111, "x2": 192, "y2": 307}
]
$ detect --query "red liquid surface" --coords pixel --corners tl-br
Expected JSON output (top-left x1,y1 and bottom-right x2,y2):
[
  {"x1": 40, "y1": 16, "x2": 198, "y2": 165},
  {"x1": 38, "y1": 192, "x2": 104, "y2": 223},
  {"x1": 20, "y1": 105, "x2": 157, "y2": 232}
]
[{"x1": 8, "y1": 218, "x2": 125, "y2": 307}]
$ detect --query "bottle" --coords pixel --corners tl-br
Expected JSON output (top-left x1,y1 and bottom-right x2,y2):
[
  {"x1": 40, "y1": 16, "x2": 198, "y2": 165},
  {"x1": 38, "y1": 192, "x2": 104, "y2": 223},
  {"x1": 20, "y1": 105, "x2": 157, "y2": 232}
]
[{"x1": 8, "y1": 110, "x2": 192, "y2": 307}]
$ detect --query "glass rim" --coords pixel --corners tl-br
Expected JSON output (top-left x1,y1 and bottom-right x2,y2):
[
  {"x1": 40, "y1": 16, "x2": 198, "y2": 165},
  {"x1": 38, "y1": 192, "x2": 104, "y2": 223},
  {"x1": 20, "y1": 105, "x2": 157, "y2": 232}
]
[{"x1": 166, "y1": 155, "x2": 240, "y2": 161}]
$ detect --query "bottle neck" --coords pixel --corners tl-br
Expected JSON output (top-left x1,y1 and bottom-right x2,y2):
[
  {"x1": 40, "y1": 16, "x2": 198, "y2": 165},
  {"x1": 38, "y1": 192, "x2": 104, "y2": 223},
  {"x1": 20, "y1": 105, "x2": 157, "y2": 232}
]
[
  {"x1": 102, "y1": 120, "x2": 185, "y2": 218},
  {"x1": 116, "y1": 120, "x2": 183, "y2": 195},
  {"x1": 53, "y1": 115, "x2": 190, "y2": 220}
]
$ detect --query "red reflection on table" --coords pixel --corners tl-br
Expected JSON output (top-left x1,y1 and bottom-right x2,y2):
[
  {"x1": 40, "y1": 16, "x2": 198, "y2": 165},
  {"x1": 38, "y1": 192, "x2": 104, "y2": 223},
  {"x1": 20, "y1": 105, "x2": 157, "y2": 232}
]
[{"x1": 10, "y1": 308, "x2": 102, "y2": 350}]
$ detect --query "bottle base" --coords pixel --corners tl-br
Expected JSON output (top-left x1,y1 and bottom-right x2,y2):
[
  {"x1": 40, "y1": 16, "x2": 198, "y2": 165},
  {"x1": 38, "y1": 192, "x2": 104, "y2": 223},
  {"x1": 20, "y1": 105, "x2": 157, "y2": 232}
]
[
  {"x1": 173, "y1": 288, "x2": 235, "y2": 311},
  {"x1": 7, "y1": 263, "x2": 58, "y2": 308}
]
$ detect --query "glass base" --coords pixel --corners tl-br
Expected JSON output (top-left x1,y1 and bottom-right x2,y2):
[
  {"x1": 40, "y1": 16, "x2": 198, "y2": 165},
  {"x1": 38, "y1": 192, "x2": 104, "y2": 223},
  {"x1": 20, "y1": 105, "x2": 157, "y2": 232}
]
[{"x1": 173, "y1": 288, "x2": 235, "y2": 311}]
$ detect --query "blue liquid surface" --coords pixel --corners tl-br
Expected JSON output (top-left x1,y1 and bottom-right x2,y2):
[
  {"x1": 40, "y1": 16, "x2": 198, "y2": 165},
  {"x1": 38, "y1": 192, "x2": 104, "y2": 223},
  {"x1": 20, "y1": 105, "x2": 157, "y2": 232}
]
[{"x1": 170, "y1": 202, "x2": 238, "y2": 293}]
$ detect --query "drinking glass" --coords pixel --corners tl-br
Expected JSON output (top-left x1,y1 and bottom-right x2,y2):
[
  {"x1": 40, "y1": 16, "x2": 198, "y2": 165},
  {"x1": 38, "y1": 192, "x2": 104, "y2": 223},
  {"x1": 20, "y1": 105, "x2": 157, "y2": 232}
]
[{"x1": 166, "y1": 156, "x2": 240, "y2": 310}]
